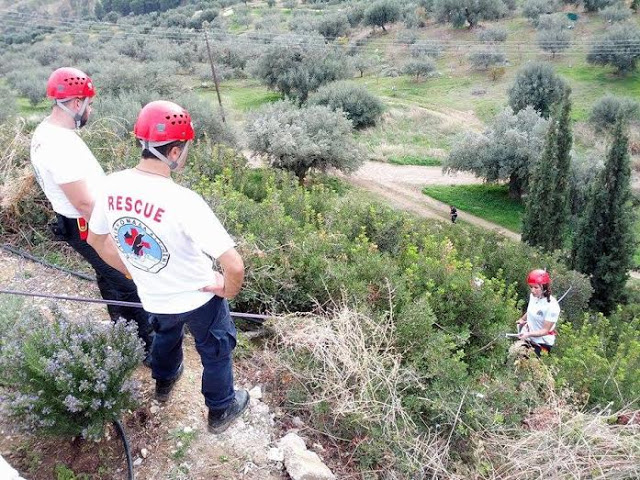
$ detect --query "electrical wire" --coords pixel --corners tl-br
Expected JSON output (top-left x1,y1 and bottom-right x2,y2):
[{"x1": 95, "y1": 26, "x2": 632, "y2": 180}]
[{"x1": 1, "y1": 7, "x2": 639, "y2": 55}]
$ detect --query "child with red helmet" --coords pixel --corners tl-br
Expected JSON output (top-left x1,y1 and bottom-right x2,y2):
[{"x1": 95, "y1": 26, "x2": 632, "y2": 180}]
[
  {"x1": 516, "y1": 269, "x2": 561, "y2": 356},
  {"x1": 87, "y1": 100, "x2": 248, "y2": 434}
]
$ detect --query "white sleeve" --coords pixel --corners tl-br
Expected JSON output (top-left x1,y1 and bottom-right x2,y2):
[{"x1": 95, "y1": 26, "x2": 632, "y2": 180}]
[
  {"x1": 181, "y1": 193, "x2": 236, "y2": 259},
  {"x1": 545, "y1": 300, "x2": 560, "y2": 324},
  {"x1": 50, "y1": 136, "x2": 99, "y2": 185},
  {"x1": 88, "y1": 184, "x2": 110, "y2": 235}
]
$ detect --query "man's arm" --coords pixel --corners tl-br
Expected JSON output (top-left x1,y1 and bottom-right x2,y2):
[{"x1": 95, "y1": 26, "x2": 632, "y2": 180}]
[
  {"x1": 60, "y1": 180, "x2": 94, "y2": 221},
  {"x1": 87, "y1": 231, "x2": 131, "y2": 277},
  {"x1": 200, "y1": 248, "x2": 244, "y2": 299}
]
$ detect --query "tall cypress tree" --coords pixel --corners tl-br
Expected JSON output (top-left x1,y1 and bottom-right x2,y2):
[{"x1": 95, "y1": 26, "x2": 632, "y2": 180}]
[
  {"x1": 547, "y1": 90, "x2": 572, "y2": 249},
  {"x1": 572, "y1": 118, "x2": 635, "y2": 314},
  {"x1": 522, "y1": 91, "x2": 573, "y2": 251},
  {"x1": 522, "y1": 117, "x2": 558, "y2": 250}
]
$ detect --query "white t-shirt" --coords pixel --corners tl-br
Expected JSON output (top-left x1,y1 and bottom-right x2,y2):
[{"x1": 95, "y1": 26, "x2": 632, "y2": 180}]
[
  {"x1": 30, "y1": 119, "x2": 105, "y2": 218},
  {"x1": 89, "y1": 169, "x2": 236, "y2": 314},
  {"x1": 525, "y1": 294, "x2": 560, "y2": 346}
]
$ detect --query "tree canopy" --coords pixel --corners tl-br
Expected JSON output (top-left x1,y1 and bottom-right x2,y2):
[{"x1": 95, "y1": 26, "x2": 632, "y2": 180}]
[{"x1": 445, "y1": 107, "x2": 548, "y2": 199}]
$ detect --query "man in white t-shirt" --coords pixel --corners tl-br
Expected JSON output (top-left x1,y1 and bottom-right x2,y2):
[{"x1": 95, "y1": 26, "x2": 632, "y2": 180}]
[
  {"x1": 30, "y1": 67, "x2": 153, "y2": 364},
  {"x1": 517, "y1": 269, "x2": 560, "y2": 357},
  {"x1": 87, "y1": 100, "x2": 248, "y2": 434}
]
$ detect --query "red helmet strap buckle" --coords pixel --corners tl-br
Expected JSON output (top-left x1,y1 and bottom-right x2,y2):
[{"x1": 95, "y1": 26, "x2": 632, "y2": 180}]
[{"x1": 56, "y1": 97, "x2": 89, "y2": 129}]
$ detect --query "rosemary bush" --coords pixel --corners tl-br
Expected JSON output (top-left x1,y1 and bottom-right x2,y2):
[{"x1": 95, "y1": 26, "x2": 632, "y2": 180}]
[{"x1": 0, "y1": 306, "x2": 143, "y2": 440}]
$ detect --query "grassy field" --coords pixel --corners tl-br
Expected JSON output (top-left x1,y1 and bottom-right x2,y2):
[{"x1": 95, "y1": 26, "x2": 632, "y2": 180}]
[{"x1": 422, "y1": 184, "x2": 524, "y2": 232}]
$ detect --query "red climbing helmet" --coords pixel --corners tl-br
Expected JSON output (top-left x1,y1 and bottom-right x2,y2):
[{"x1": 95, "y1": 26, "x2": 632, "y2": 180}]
[
  {"x1": 527, "y1": 269, "x2": 551, "y2": 286},
  {"x1": 134, "y1": 100, "x2": 194, "y2": 144},
  {"x1": 46, "y1": 67, "x2": 95, "y2": 100}
]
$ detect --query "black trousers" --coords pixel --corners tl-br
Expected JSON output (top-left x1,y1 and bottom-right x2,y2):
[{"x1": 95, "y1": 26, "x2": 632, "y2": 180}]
[{"x1": 56, "y1": 214, "x2": 153, "y2": 352}]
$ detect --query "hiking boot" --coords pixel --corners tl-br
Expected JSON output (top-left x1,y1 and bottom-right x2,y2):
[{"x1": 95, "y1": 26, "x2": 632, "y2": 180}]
[
  {"x1": 207, "y1": 390, "x2": 250, "y2": 434},
  {"x1": 155, "y1": 364, "x2": 183, "y2": 402}
]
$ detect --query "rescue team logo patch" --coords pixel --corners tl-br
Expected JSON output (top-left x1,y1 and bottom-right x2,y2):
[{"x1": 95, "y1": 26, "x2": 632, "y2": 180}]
[{"x1": 112, "y1": 217, "x2": 169, "y2": 273}]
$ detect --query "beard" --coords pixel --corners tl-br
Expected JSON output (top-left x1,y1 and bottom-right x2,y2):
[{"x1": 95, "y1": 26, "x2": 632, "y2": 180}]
[{"x1": 78, "y1": 109, "x2": 90, "y2": 128}]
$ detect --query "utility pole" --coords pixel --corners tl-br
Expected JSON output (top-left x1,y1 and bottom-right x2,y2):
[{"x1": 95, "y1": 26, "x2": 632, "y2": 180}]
[{"x1": 203, "y1": 22, "x2": 226, "y2": 123}]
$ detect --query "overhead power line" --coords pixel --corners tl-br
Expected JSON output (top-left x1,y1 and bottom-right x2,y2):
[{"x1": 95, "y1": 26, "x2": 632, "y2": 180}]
[{"x1": 2, "y1": 8, "x2": 640, "y2": 56}]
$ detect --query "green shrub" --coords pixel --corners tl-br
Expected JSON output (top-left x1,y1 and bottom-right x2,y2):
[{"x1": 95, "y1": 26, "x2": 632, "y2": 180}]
[
  {"x1": 308, "y1": 81, "x2": 384, "y2": 129},
  {"x1": 551, "y1": 313, "x2": 640, "y2": 408},
  {"x1": 0, "y1": 84, "x2": 18, "y2": 124},
  {"x1": 477, "y1": 26, "x2": 508, "y2": 42},
  {"x1": 0, "y1": 311, "x2": 143, "y2": 440}
]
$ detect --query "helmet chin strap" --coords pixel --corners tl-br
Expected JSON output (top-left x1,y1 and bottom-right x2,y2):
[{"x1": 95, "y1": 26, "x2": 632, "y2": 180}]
[
  {"x1": 56, "y1": 97, "x2": 89, "y2": 129},
  {"x1": 140, "y1": 140, "x2": 179, "y2": 170}
]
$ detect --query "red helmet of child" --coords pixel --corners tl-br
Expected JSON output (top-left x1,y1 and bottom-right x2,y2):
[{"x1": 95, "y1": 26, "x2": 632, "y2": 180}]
[
  {"x1": 134, "y1": 100, "x2": 195, "y2": 144},
  {"x1": 527, "y1": 269, "x2": 551, "y2": 286},
  {"x1": 46, "y1": 67, "x2": 95, "y2": 100}
]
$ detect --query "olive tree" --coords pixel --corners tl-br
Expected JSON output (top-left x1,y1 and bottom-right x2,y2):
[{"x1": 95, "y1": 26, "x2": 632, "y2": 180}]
[
  {"x1": 445, "y1": 106, "x2": 548, "y2": 198},
  {"x1": 403, "y1": 59, "x2": 436, "y2": 80},
  {"x1": 252, "y1": 34, "x2": 351, "y2": 104},
  {"x1": 433, "y1": 0, "x2": 508, "y2": 28},
  {"x1": 246, "y1": 101, "x2": 362, "y2": 183},
  {"x1": 587, "y1": 24, "x2": 640, "y2": 74},
  {"x1": 508, "y1": 61, "x2": 568, "y2": 118},
  {"x1": 364, "y1": 0, "x2": 401, "y2": 31},
  {"x1": 589, "y1": 94, "x2": 640, "y2": 133}
]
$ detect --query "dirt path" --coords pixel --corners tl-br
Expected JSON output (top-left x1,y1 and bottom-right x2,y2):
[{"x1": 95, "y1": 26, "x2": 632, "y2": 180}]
[
  {"x1": 346, "y1": 161, "x2": 640, "y2": 279},
  {"x1": 346, "y1": 161, "x2": 521, "y2": 241}
]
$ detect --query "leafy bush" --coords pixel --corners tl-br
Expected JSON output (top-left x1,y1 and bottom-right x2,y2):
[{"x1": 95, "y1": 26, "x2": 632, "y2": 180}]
[
  {"x1": 469, "y1": 48, "x2": 506, "y2": 70},
  {"x1": 409, "y1": 41, "x2": 443, "y2": 58},
  {"x1": 522, "y1": 0, "x2": 559, "y2": 25},
  {"x1": 551, "y1": 313, "x2": 640, "y2": 408},
  {"x1": 4, "y1": 67, "x2": 50, "y2": 106},
  {"x1": 0, "y1": 310, "x2": 143, "y2": 440},
  {"x1": 316, "y1": 12, "x2": 349, "y2": 39},
  {"x1": 537, "y1": 25, "x2": 571, "y2": 57},
  {"x1": 600, "y1": 4, "x2": 632, "y2": 22},
  {"x1": 308, "y1": 81, "x2": 384, "y2": 129},
  {"x1": 246, "y1": 101, "x2": 362, "y2": 182},
  {"x1": 589, "y1": 94, "x2": 640, "y2": 133},
  {"x1": 0, "y1": 84, "x2": 18, "y2": 125},
  {"x1": 583, "y1": 0, "x2": 616, "y2": 11},
  {"x1": 477, "y1": 26, "x2": 508, "y2": 42}
]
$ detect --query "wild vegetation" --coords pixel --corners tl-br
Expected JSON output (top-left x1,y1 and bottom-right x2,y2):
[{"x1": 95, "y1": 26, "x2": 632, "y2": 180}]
[{"x1": 0, "y1": 0, "x2": 639, "y2": 478}]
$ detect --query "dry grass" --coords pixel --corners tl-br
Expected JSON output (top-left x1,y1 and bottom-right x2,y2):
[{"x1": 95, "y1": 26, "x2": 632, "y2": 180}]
[
  {"x1": 482, "y1": 408, "x2": 640, "y2": 480},
  {"x1": 272, "y1": 305, "x2": 456, "y2": 479}
]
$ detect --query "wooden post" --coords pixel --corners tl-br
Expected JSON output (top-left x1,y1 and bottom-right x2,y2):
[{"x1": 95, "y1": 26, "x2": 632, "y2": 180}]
[{"x1": 203, "y1": 23, "x2": 226, "y2": 123}]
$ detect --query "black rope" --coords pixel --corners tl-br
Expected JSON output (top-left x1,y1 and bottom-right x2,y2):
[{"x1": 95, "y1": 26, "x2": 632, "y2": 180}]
[
  {"x1": 0, "y1": 288, "x2": 270, "y2": 324},
  {"x1": 113, "y1": 419, "x2": 134, "y2": 480},
  {"x1": 1, "y1": 244, "x2": 95, "y2": 281}
]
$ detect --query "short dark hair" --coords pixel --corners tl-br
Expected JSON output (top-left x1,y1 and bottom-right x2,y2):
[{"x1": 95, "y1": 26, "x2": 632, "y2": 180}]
[{"x1": 141, "y1": 140, "x2": 186, "y2": 160}]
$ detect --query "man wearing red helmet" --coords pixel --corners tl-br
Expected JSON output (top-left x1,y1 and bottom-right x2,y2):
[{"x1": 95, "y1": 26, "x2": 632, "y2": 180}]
[
  {"x1": 516, "y1": 269, "x2": 560, "y2": 356},
  {"x1": 87, "y1": 100, "x2": 248, "y2": 434},
  {"x1": 30, "y1": 67, "x2": 153, "y2": 366}
]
